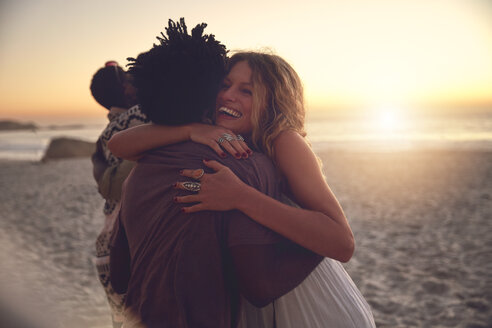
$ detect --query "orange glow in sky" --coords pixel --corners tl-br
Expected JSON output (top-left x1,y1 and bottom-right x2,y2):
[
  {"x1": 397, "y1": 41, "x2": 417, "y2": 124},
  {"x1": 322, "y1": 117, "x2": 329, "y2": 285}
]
[{"x1": 0, "y1": 0, "x2": 491, "y2": 121}]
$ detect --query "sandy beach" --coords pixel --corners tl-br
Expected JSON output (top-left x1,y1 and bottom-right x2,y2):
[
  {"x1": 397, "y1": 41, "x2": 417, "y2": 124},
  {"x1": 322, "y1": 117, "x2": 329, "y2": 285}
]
[{"x1": 0, "y1": 150, "x2": 490, "y2": 327}]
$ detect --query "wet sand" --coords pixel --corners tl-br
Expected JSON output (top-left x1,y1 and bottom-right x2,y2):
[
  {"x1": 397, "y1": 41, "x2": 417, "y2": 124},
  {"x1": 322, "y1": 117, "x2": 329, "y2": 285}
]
[{"x1": 0, "y1": 150, "x2": 490, "y2": 327}]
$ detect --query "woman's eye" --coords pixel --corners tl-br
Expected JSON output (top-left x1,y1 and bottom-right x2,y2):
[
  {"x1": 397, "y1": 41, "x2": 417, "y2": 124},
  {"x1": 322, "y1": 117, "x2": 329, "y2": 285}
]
[
  {"x1": 221, "y1": 83, "x2": 231, "y2": 90},
  {"x1": 242, "y1": 89, "x2": 252, "y2": 95}
]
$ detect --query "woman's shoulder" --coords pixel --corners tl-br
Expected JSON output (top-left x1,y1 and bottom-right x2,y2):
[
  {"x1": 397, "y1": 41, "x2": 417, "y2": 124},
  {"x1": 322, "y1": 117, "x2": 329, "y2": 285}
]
[
  {"x1": 273, "y1": 130, "x2": 315, "y2": 177},
  {"x1": 274, "y1": 129, "x2": 305, "y2": 147},
  {"x1": 274, "y1": 130, "x2": 310, "y2": 155}
]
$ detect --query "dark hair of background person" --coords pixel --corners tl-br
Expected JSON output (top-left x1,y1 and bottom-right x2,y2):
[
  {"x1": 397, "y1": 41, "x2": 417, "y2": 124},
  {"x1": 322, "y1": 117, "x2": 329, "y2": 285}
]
[
  {"x1": 127, "y1": 18, "x2": 228, "y2": 125},
  {"x1": 90, "y1": 63, "x2": 129, "y2": 110}
]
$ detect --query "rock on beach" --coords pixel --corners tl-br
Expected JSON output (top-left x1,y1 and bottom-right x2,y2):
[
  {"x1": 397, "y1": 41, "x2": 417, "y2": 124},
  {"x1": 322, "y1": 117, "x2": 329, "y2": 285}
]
[
  {"x1": 42, "y1": 137, "x2": 95, "y2": 162},
  {"x1": 0, "y1": 119, "x2": 37, "y2": 131}
]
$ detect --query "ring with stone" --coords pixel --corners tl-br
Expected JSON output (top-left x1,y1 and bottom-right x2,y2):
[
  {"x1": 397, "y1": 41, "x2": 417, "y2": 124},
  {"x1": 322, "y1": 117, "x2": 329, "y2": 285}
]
[
  {"x1": 182, "y1": 181, "x2": 201, "y2": 192},
  {"x1": 236, "y1": 134, "x2": 244, "y2": 141}
]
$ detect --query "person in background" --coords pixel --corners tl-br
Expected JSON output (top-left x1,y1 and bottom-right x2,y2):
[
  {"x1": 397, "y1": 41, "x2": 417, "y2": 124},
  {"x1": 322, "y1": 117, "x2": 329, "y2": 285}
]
[{"x1": 89, "y1": 60, "x2": 149, "y2": 327}]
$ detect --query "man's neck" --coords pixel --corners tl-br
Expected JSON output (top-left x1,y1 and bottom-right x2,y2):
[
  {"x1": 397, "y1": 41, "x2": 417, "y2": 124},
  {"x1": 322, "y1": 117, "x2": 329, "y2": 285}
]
[{"x1": 107, "y1": 106, "x2": 128, "y2": 120}]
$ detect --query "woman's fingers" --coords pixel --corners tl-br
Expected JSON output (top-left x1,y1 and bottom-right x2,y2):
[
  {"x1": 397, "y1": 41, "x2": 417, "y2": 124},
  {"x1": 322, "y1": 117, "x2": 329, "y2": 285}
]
[
  {"x1": 202, "y1": 159, "x2": 226, "y2": 172},
  {"x1": 189, "y1": 125, "x2": 253, "y2": 159},
  {"x1": 239, "y1": 139, "x2": 253, "y2": 155},
  {"x1": 180, "y1": 168, "x2": 205, "y2": 180},
  {"x1": 227, "y1": 139, "x2": 249, "y2": 158},
  {"x1": 181, "y1": 204, "x2": 207, "y2": 213},
  {"x1": 207, "y1": 139, "x2": 227, "y2": 158},
  {"x1": 174, "y1": 181, "x2": 201, "y2": 192},
  {"x1": 219, "y1": 140, "x2": 243, "y2": 159},
  {"x1": 175, "y1": 160, "x2": 243, "y2": 212},
  {"x1": 175, "y1": 194, "x2": 200, "y2": 204},
  {"x1": 216, "y1": 133, "x2": 251, "y2": 159}
]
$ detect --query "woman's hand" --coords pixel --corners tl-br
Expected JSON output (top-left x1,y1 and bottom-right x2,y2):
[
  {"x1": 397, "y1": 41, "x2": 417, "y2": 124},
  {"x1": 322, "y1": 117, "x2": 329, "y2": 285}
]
[
  {"x1": 174, "y1": 160, "x2": 250, "y2": 213},
  {"x1": 188, "y1": 123, "x2": 252, "y2": 159}
]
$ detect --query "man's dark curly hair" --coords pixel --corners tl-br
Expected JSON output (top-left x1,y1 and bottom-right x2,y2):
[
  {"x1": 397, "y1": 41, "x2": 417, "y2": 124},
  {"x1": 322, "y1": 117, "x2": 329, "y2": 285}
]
[
  {"x1": 127, "y1": 18, "x2": 227, "y2": 125},
  {"x1": 90, "y1": 64, "x2": 128, "y2": 110}
]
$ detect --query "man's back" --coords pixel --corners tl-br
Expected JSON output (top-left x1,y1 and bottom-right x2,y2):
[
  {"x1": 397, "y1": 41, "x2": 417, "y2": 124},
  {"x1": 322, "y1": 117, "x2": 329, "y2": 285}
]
[{"x1": 114, "y1": 141, "x2": 284, "y2": 327}]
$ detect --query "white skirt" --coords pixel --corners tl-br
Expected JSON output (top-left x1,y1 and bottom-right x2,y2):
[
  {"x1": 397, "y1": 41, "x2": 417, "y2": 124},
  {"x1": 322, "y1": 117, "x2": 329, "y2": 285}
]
[{"x1": 238, "y1": 258, "x2": 376, "y2": 328}]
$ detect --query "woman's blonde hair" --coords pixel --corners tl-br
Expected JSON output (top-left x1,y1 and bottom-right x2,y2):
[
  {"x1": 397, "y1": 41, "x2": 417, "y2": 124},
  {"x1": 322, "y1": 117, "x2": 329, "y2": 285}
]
[{"x1": 226, "y1": 51, "x2": 306, "y2": 161}]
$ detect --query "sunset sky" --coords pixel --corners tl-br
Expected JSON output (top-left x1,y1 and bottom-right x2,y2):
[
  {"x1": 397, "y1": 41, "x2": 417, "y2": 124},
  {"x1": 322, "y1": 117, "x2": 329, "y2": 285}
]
[{"x1": 1, "y1": 0, "x2": 491, "y2": 122}]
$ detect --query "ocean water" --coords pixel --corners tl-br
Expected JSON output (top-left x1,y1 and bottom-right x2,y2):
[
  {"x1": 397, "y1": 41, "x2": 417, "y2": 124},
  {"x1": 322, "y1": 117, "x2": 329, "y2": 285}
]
[
  {"x1": 307, "y1": 112, "x2": 492, "y2": 152},
  {"x1": 0, "y1": 113, "x2": 491, "y2": 161}
]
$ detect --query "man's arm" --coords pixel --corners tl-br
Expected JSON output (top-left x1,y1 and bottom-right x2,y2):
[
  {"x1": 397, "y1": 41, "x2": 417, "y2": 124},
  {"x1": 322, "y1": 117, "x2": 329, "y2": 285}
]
[
  {"x1": 230, "y1": 242, "x2": 322, "y2": 307},
  {"x1": 91, "y1": 138, "x2": 135, "y2": 202},
  {"x1": 91, "y1": 139, "x2": 108, "y2": 187},
  {"x1": 225, "y1": 209, "x2": 322, "y2": 308},
  {"x1": 203, "y1": 153, "x2": 323, "y2": 307},
  {"x1": 99, "y1": 160, "x2": 136, "y2": 201}
]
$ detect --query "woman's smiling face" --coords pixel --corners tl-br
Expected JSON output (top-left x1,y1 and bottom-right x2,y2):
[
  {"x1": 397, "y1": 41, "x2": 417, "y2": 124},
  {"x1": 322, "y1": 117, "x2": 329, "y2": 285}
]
[{"x1": 215, "y1": 61, "x2": 256, "y2": 135}]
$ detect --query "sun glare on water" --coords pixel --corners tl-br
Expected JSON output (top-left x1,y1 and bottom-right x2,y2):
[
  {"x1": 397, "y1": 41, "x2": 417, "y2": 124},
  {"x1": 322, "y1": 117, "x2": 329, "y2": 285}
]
[
  {"x1": 373, "y1": 108, "x2": 408, "y2": 132},
  {"x1": 370, "y1": 107, "x2": 413, "y2": 144},
  {"x1": 377, "y1": 111, "x2": 399, "y2": 130}
]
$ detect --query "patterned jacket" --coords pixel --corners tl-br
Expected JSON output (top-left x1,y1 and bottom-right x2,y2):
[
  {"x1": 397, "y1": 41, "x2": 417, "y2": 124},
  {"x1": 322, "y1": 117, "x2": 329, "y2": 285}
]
[{"x1": 93, "y1": 105, "x2": 149, "y2": 214}]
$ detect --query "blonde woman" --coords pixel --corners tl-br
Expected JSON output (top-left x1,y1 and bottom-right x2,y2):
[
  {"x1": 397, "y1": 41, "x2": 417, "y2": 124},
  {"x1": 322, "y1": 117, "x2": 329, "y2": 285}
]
[{"x1": 109, "y1": 52, "x2": 375, "y2": 327}]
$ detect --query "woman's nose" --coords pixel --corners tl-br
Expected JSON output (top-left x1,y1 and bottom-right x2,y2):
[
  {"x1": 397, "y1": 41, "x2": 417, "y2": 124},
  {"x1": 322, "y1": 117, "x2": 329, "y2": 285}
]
[{"x1": 221, "y1": 87, "x2": 236, "y2": 101}]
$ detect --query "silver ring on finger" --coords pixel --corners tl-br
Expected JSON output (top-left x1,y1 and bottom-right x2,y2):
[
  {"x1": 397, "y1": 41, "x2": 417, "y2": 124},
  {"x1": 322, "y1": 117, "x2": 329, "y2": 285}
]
[
  {"x1": 182, "y1": 181, "x2": 201, "y2": 192},
  {"x1": 195, "y1": 169, "x2": 205, "y2": 180},
  {"x1": 217, "y1": 137, "x2": 225, "y2": 145},
  {"x1": 236, "y1": 134, "x2": 244, "y2": 141},
  {"x1": 222, "y1": 133, "x2": 235, "y2": 142}
]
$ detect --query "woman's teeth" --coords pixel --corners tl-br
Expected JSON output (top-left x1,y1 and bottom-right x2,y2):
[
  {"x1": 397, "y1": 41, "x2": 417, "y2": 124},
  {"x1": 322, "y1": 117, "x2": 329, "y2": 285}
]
[{"x1": 218, "y1": 107, "x2": 242, "y2": 118}]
